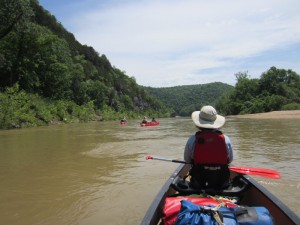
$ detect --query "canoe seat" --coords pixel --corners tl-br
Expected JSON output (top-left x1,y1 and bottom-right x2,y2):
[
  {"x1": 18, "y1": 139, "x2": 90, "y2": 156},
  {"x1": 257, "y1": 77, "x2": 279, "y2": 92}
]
[{"x1": 171, "y1": 175, "x2": 248, "y2": 196}]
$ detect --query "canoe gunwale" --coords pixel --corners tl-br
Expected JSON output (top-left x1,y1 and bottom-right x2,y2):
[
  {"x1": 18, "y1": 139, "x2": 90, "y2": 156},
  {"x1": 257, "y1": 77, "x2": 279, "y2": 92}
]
[
  {"x1": 241, "y1": 175, "x2": 300, "y2": 225},
  {"x1": 140, "y1": 164, "x2": 187, "y2": 225}
]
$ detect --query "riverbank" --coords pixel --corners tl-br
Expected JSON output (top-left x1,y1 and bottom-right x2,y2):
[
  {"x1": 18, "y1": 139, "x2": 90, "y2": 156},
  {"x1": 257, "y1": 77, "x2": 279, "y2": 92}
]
[{"x1": 226, "y1": 110, "x2": 300, "y2": 119}]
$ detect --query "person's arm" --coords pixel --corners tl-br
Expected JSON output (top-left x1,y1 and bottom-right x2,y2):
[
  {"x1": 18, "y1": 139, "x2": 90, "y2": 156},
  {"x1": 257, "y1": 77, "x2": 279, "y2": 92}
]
[
  {"x1": 184, "y1": 135, "x2": 195, "y2": 164},
  {"x1": 224, "y1": 135, "x2": 233, "y2": 163}
]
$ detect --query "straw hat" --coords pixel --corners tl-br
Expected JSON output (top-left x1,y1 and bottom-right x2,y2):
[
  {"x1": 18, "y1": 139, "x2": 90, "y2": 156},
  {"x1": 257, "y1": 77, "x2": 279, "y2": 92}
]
[{"x1": 191, "y1": 105, "x2": 225, "y2": 129}]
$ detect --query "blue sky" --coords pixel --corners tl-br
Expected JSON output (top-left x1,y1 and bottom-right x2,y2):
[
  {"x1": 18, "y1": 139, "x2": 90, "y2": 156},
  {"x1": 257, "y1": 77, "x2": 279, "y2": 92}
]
[{"x1": 39, "y1": 0, "x2": 300, "y2": 87}]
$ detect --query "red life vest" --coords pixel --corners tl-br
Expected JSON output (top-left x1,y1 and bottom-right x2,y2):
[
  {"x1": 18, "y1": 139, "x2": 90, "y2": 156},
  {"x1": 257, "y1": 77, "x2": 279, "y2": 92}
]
[{"x1": 193, "y1": 131, "x2": 228, "y2": 165}]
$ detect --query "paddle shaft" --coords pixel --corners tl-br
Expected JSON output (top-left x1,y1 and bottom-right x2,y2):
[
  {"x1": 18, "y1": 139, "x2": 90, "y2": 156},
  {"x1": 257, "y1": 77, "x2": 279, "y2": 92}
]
[
  {"x1": 160, "y1": 158, "x2": 186, "y2": 163},
  {"x1": 146, "y1": 155, "x2": 280, "y2": 179},
  {"x1": 146, "y1": 156, "x2": 186, "y2": 164}
]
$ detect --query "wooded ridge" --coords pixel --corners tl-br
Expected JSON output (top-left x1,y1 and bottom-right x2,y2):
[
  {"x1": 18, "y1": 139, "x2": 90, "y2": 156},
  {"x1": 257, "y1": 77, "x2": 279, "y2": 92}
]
[
  {"x1": 144, "y1": 82, "x2": 233, "y2": 116},
  {"x1": 0, "y1": 0, "x2": 170, "y2": 128},
  {"x1": 0, "y1": 1, "x2": 299, "y2": 129}
]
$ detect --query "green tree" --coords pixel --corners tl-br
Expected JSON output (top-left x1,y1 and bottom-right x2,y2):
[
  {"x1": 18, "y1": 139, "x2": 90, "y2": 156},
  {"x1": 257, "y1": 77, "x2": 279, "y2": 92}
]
[
  {"x1": 233, "y1": 77, "x2": 259, "y2": 102},
  {"x1": 234, "y1": 71, "x2": 249, "y2": 82},
  {"x1": 86, "y1": 80, "x2": 108, "y2": 109},
  {"x1": 216, "y1": 67, "x2": 300, "y2": 115},
  {"x1": 34, "y1": 29, "x2": 72, "y2": 99},
  {"x1": 0, "y1": 0, "x2": 33, "y2": 39}
]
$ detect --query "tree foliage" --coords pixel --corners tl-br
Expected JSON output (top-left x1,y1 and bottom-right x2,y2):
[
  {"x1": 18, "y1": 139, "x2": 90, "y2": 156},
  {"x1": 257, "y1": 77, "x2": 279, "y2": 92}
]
[
  {"x1": 1, "y1": 1, "x2": 299, "y2": 129},
  {"x1": 0, "y1": 0, "x2": 33, "y2": 39},
  {"x1": 0, "y1": 0, "x2": 170, "y2": 128},
  {"x1": 216, "y1": 67, "x2": 300, "y2": 115}
]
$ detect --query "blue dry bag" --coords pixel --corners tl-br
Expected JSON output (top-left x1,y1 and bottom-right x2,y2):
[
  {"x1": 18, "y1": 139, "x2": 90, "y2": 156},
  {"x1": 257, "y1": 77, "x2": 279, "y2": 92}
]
[{"x1": 175, "y1": 200, "x2": 274, "y2": 225}]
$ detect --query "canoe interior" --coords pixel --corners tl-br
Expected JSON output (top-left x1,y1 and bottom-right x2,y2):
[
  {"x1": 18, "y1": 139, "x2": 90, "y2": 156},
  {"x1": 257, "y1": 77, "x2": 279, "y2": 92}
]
[{"x1": 141, "y1": 164, "x2": 300, "y2": 225}]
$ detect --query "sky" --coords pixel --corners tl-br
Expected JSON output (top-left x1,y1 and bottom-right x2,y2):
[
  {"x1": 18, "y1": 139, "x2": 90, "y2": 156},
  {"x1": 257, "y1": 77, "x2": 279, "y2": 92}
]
[{"x1": 38, "y1": 0, "x2": 300, "y2": 87}]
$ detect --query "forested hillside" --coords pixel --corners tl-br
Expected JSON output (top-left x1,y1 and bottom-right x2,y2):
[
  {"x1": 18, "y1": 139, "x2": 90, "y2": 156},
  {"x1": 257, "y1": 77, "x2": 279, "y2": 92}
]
[
  {"x1": 144, "y1": 82, "x2": 233, "y2": 116},
  {"x1": 0, "y1": 0, "x2": 169, "y2": 129},
  {"x1": 1, "y1": 1, "x2": 299, "y2": 129},
  {"x1": 216, "y1": 67, "x2": 300, "y2": 115}
]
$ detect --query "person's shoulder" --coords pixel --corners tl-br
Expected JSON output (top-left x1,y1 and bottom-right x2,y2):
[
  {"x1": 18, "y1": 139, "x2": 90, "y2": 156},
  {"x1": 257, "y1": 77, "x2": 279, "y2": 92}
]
[
  {"x1": 188, "y1": 134, "x2": 196, "y2": 141},
  {"x1": 224, "y1": 134, "x2": 231, "y2": 141}
]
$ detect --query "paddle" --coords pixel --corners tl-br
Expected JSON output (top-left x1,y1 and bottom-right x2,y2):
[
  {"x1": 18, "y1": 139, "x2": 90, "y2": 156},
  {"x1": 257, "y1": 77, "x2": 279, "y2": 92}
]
[
  {"x1": 146, "y1": 155, "x2": 185, "y2": 163},
  {"x1": 146, "y1": 155, "x2": 281, "y2": 179},
  {"x1": 228, "y1": 166, "x2": 281, "y2": 179}
]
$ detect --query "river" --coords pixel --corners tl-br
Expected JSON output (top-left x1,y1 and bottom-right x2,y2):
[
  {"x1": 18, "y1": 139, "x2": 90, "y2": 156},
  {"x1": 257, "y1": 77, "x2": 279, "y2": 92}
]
[{"x1": 0, "y1": 117, "x2": 299, "y2": 225}]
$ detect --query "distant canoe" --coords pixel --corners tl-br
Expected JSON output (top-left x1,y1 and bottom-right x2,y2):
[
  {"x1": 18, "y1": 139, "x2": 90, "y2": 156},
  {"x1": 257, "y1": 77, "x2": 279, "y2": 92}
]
[
  {"x1": 120, "y1": 121, "x2": 128, "y2": 125},
  {"x1": 140, "y1": 121, "x2": 159, "y2": 127}
]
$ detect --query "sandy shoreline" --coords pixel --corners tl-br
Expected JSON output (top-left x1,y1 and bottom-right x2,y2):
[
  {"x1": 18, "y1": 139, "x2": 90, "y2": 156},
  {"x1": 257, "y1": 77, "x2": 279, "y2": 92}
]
[{"x1": 226, "y1": 110, "x2": 300, "y2": 119}]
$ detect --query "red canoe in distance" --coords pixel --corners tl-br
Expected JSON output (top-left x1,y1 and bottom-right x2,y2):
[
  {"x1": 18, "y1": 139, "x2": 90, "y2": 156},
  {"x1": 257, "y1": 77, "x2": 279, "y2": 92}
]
[{"x1": 140, "y1": 121, "x2": 159, "y2": 127}]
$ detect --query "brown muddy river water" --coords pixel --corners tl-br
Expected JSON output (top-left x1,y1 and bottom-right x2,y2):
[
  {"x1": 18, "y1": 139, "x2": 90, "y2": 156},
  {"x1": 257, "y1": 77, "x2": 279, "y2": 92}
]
[{"x1": 0, "y1": 117, "x2": 299, "y2": 225}]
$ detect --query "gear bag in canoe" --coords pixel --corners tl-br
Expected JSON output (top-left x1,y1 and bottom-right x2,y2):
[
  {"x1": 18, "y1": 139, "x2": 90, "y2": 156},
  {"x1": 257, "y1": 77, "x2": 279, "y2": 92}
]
[{"x1": 174, "y1": 200, "x2": 274, "y2": 225}]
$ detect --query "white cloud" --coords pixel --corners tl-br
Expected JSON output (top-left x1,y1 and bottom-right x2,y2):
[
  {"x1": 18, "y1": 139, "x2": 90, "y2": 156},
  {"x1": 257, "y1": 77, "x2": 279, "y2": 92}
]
[{"x1": 65, "y1": 0, "x2": 300, "y2": 87}]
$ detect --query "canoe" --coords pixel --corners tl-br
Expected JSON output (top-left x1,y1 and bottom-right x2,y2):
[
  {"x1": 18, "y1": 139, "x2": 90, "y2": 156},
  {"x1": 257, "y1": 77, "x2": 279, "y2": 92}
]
[
  {"x1": 140, "y1": 121, "x2": 159, "y2": 127},
  {"x1": 140, "y1": 163, "x2": 300, "y2": 225}
]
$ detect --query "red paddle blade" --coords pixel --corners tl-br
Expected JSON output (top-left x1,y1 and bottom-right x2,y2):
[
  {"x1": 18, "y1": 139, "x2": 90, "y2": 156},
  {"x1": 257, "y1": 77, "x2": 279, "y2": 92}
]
[
  {"x1": 146, "y1": 156, "x2": 153, "y2": 160},
  {"x1": 229, "y1": 166, "x2": 281, "y2": 179}
]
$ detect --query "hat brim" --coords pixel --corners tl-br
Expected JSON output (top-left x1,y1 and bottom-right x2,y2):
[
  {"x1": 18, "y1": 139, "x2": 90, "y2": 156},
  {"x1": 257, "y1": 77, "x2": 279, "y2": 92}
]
[{"x1": 191, "y1": 111, "x2": 225, "y2": 129}]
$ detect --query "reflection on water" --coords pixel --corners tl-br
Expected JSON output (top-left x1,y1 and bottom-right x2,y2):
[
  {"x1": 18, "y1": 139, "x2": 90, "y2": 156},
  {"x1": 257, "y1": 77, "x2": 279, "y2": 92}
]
[{"x1": 0, "y1": 117, "x2": 299, "y2": 225}]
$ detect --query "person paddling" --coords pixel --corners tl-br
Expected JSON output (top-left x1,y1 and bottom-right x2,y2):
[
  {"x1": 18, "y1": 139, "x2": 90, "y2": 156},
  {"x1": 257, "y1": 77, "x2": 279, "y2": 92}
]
[
  {"x1": 141, "y1": 116, "x2": 148, "y2": 124},
  {"x1": 184, "y1": 105, "x2": 233, "y2": 189}
]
